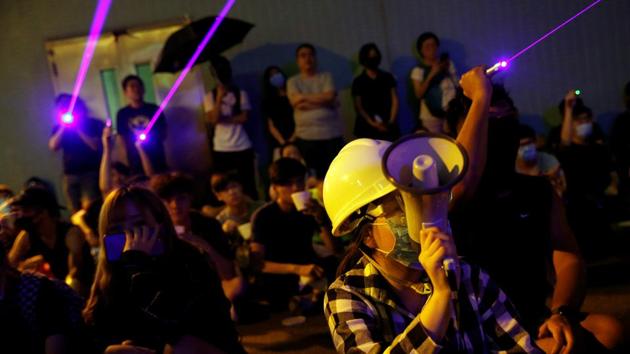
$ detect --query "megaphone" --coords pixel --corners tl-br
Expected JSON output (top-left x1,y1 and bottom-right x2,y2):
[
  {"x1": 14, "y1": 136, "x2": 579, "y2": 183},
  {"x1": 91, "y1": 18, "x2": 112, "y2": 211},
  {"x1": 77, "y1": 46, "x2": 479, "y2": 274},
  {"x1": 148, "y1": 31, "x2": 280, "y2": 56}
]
[{"x1": 382, "y1": 132, "x2": 468, "y2": 289}]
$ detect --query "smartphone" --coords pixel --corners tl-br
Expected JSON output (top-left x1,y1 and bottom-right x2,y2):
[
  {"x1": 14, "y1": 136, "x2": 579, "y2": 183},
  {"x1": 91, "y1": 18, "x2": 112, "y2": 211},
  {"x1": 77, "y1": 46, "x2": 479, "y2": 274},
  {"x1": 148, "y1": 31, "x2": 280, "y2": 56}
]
[
  {"x1": 103, "y1": 231, "x2": 166, "y2": 262},
  {"x1": 103, "y1": 233, "x2": 126, "y2": 262}
]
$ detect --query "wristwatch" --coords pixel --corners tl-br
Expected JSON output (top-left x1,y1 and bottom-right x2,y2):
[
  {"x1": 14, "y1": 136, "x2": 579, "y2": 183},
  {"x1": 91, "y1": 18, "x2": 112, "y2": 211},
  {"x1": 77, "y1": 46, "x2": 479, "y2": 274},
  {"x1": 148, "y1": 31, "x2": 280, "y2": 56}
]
[{"x1": 551, "y1": 305, "x2": 579, "y2": 320}]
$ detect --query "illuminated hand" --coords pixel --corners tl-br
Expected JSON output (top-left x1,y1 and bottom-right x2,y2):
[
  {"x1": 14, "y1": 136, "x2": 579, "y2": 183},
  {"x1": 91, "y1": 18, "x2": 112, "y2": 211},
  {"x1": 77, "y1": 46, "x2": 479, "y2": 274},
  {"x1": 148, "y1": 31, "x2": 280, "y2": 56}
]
[
  {"x1": 296, "y1": 263, "x2": 324, "y2": 279},
  {"x1": 123, "y1": 226, "x2": 158, "y2": 255},
  {"x1": 538, "y1": 314, "x2": 575, "y2": 354},
  {"x1": 419, "y1": 227, "x2": 459, "y2": 293},
  {"x1": 459, "y1": 66, "x2": 492, "y2": 102},
  {"x1": 564, "y1": 90, "x2": 578, "y2": 109}
]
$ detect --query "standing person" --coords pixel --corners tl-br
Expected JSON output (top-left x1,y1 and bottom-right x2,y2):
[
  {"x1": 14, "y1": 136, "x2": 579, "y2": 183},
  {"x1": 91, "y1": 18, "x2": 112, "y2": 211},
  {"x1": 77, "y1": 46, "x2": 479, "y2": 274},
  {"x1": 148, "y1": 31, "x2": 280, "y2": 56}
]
[
  {"x1": 352, "y1": 43, "x2": 400, "y2": 141},
  {"x1": 287, "y1": 43, "x2": 344, "y2": 178},
  {"x1": 204, "y1": 56, "x2": 258, "y2": 200},
  {"x1": 83, "y1": 186, "x2": 245, "y2": 354},
  {"x1": 116, "y1": 75, "x2": 168, "y2": 176},
  {"x1": 262, "y1": 66, "x2": 295, "y2": 160},
  {"x1": 48, "y1": 94, "x2": 103, "y2": 213},
  {"x1": 410, "y1": 32, "x2": 458, "y2": 133}
]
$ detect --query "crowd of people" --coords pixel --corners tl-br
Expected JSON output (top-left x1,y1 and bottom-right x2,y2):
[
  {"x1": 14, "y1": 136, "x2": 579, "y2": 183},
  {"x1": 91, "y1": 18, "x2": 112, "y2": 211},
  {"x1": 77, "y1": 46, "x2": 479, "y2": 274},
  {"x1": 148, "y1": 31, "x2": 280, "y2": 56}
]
[{"x1": 0, "y1": 31, "x2": 628, "y2": 353}]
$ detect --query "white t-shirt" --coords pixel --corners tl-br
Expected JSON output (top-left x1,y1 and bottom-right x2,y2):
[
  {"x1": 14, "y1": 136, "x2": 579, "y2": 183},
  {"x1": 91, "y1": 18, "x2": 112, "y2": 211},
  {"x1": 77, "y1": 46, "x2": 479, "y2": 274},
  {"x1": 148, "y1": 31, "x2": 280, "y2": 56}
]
[
  {"x1": 410, "y1": 60, "x2": 457, "y2": 122},
  {"x1": 203, "y1": 90, "x2": 253, "y2": 152}
]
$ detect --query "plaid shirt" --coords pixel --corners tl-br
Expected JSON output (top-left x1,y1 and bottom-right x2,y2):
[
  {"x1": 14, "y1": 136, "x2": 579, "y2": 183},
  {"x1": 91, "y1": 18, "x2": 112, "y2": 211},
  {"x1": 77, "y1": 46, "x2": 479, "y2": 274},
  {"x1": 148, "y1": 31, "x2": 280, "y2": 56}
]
[{"x1": 324, "y1": 256, "x2": 541, "y2": 353}]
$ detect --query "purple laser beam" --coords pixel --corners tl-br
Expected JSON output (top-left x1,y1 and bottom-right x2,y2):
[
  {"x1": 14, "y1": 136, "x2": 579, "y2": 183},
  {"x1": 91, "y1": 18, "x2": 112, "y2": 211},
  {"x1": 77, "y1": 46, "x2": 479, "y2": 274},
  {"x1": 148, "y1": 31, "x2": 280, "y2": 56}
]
[
  {"x1": 67, "y1": 0, "x2": 113, "y2": 116},
  {"x1": 141, "y1": 0, "x2": 236, "y2": 139},
  {"x1": 507, "y1": 0, "x2": 602, "y2": 63}
]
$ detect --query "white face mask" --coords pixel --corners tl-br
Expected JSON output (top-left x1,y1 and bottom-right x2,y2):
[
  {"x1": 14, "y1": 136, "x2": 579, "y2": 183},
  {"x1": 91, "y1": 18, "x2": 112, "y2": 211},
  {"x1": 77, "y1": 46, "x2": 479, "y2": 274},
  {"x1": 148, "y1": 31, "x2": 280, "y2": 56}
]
[
  {"x1": 517, "y1": 143, "x2": 537, "y2": 163},
  {"x1": 575, "y1": 122, "x2": 593, "y2": 138}
]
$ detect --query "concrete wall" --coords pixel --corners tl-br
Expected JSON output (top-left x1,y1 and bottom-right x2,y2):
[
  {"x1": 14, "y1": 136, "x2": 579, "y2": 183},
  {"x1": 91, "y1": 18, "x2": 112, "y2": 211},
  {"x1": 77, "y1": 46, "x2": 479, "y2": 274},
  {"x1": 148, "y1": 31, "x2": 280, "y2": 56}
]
[{"x1": 1, "y1": 0, "x2": 629, "y2": 194}]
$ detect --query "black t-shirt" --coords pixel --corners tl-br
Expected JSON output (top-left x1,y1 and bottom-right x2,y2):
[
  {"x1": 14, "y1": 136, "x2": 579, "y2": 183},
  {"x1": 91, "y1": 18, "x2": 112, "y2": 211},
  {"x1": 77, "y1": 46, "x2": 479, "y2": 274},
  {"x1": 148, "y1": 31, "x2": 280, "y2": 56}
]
[
  {"x1": 611, "y1": 111, "x2": 630, "y2": 175},
  {"x1": 190, "y1": 211, "x2": 233, "y2": 260},
  {"x1": 116, "y1": 103, "x2": 168, "y2": 175},
  {"x1": 25, "y1": 222, "x2": 94, "y2": 283},
  {"x1": 546, "y1": 123, "x2": 606, "y2": 153},
  {"x1": 557, "y1": 143, "x2": 612, "y2": 202},
  {"x1": 262, "y1": 94, "x2": 294, "y2": 147},
  {"x1": 351, "y1": 70, "x2": 398, "y2": 139},
  {"x1": 51, "y1": 117, "x2": 104, "y2": 175},
  {"x1": 450, "y1": 174, "x2": 554, "y2": 330},
  {"x1": 251, "y1": 201, "x2": 318, "y2": 264}
]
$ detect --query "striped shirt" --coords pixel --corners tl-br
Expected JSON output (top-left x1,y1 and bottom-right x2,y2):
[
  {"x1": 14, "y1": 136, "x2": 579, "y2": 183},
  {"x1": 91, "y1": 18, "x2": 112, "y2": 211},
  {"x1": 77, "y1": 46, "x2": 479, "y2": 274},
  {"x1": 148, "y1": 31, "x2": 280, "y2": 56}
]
[{"x1": 324, "y1": 256, "x2": 541, "y2": 353}]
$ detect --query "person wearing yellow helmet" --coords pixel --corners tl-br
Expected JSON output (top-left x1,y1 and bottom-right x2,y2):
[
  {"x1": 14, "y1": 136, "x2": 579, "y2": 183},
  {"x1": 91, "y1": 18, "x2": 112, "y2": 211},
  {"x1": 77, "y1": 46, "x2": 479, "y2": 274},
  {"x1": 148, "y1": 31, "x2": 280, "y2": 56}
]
[{"x1": 322, "y1": 67, "x2": 541, "y2": 353}]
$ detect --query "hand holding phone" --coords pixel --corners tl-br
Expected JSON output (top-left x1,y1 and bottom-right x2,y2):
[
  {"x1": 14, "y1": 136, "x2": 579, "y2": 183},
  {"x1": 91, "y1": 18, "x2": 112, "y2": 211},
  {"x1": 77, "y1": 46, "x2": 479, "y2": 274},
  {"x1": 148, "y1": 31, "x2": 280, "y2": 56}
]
[{"x1": 104, "y1": 226, "x2": 164, "y2": 261}]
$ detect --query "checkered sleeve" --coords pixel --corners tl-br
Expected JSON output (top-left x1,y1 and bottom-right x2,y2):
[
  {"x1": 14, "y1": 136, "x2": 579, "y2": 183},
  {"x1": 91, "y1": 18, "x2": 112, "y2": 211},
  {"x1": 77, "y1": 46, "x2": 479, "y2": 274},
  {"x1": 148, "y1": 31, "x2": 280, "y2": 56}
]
[
  {"x1": 474, "y1": 267, "x2": 543, "y2": 353},
  {"x1": 324, "y1": 285, "x2": 442, "y2": 354}
]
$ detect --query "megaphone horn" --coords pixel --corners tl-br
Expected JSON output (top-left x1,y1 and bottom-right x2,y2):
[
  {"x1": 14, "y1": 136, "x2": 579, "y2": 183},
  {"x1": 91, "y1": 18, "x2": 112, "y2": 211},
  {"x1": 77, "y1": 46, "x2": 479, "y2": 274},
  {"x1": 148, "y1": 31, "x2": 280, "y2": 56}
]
[{"x1": 382, "y1": 132, "x2": 468, "y2": 289}]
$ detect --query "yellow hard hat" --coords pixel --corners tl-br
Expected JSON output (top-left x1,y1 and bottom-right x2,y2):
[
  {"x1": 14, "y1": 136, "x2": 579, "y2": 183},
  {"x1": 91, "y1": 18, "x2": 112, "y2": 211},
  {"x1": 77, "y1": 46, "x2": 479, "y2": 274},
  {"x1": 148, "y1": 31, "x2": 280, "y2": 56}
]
[{"x1": 323, "y1": 139, "x2": 397, "y2": 236}]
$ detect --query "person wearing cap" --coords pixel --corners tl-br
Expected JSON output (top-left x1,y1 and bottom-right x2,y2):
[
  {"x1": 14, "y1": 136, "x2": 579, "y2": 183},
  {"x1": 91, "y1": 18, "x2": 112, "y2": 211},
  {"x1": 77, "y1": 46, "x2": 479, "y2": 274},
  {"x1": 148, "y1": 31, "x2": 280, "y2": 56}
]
[
  {"x1": 322, "y1": 67, "x2": 541, "y2": 353},
  {"x1": 7, "y1": 186, "x2": 93, "y2": 295}
]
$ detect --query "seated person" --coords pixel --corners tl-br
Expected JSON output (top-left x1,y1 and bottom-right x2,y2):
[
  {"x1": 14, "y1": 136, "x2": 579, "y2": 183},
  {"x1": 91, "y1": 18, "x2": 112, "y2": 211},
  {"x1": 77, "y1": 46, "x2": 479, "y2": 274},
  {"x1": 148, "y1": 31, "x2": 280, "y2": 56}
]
[
  {"x1": 450, "y1": 85, "x2": 623, "y2": 353},
  {"x1": 8, "y1": 186, "x2": 93, "y2": 295},
  {"x1": 557, "y1": 93, "x2": 618, "y2": 259},
  {"x1": 251, "y1": 158, "x2": 339, "y2": 310},
  {"x1": 212, "y1": 173, "x2": 264, "y2": 271},
  {"x1": 516, "y1": 124, "x2": 566, "y2": 197},
  {"x1": 322, "y1": 140, "x2": 539, "y2": 353},
  {"x1": 0, "y1": 243, "x2": 86, "y2": 354},
  {"x1": 150, "y1": 173, "x2": 244, "y2": 318},
  {"x1": 82, "y1": 186, "x2": 245, "y2": 354}
]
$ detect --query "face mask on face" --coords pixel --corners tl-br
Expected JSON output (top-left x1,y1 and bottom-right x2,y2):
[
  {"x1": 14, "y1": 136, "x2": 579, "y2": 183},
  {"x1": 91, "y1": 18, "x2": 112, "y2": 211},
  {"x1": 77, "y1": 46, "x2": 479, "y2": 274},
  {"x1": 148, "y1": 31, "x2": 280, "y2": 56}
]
[
  {"x1": 575, "y1": 122, "x2": 593, "y2": 139},
  {"x1": 364, "y1": 56, "x2": 381, "y2": 70},
  {"x1": 269, "y1": 72, "x2": 285, "y2": 88},
  {"x1": 373, "y1": 215, "x2": 422, "y2": 270},
  {"x1": 517, "y1": 143, "x2": 538, "y2": 163}
]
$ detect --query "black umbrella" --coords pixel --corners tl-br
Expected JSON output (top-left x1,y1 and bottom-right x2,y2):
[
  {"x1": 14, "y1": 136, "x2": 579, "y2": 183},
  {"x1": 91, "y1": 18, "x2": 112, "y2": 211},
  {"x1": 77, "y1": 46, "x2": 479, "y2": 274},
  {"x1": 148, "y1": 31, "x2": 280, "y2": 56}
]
[{"x1": 154, "y1": 16, "x2": 254, "y2": 73}]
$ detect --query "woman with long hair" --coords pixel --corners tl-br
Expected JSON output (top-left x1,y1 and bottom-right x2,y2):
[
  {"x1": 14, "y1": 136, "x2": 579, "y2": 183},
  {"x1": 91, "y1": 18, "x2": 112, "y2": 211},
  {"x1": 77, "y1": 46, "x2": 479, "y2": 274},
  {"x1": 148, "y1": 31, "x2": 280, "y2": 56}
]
[
  {"x1": 83, "y1": 186, "x2": 244, "y2": 354},
  {"x1": 262, "y1": 65, "x2": 295, "y2": 160}
]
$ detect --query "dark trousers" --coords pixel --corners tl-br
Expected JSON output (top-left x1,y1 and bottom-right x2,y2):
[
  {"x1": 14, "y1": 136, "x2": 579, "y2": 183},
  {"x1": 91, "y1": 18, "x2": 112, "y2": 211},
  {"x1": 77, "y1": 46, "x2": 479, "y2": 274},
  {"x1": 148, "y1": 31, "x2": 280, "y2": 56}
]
[
  {"x1": 295, "y1": 137, "x2": 344, "y2": 179},
  {"x1": 213, "y1": 148, "x2": 258, "y2": 199},
  {"x1": 62, "y1": 171, "x2": 100, "y2": 212}
]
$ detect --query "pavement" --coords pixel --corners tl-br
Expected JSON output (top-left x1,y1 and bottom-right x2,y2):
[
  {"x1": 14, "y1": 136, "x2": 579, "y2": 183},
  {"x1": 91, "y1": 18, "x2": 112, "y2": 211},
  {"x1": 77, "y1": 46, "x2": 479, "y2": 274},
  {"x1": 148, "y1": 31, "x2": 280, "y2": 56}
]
[{"x1": 238, "y1": 258, "x2": 630, "y2": 354}]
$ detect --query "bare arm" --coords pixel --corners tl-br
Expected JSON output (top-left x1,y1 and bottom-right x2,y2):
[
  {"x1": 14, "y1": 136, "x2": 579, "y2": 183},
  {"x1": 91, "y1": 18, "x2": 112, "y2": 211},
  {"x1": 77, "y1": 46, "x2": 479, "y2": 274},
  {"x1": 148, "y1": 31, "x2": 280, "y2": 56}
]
[
  {"x1": 267, "y1": 118, "x2": 287, "y2": 146},
  {"x1": 48, "y1": 126, "x2": 65, "y2": 151},
  {"x1": 76, "y1": 129, "x2": 100, "y2": 151},
  {"x1": 450, "y1": 67, "x2": 492, "y2": 207},
  {"x1": 354, "y1": 96, "x2": 384, "y2": 131},
  {"x1": 389, "y1": 87, "x2": 399, "y2": 124},
  {"x1": 411, "y1": 64, "x2": 442, "y2": 99},
  {"x1": 134, "y1": 141, "x2": 155, "y2": 176},
  {"x1": 549, "y1": 192, "x2": 586, "y2": 310},
  {"x1": 560, "y1": 91, "x2": 577, "y2": 146},
  {"x1": 8, "y1": 230, "x2": 30, "y2": 267},
  {"x1": 99, "y1": 127, "x2": 114, "y2": 195},
  {"x1": 206, "y1": 90, "x2": 224, "y2": 126}
]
